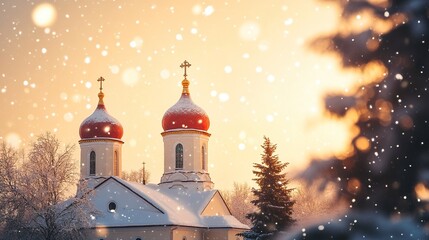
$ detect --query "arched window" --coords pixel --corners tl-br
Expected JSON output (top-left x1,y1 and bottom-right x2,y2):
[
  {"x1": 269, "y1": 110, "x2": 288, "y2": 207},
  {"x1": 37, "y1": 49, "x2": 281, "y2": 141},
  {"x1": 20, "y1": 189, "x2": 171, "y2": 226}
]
[
  {"x1": 175, "y1": 144, "x2": 183, "y2": 169},
  {"x1": 114, "y1": 151, "x2": 119, "y2": 176},
  {"x1": 90, "y1": 151, "x2": 96, "y2": 175},
  {"x1": 201, "y1": 146, "x2": 205, "y2": 171}
]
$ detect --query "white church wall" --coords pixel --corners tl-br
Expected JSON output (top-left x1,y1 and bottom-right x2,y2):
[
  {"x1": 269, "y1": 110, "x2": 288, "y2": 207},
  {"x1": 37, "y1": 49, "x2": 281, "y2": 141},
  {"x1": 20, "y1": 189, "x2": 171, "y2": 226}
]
[
  {"x1": 204, "y1": 228, "x2": 245, "y2": 240},
  {"x1": 84, "y1": 226, "x2": 175, "y2": 240},
  {"x1": 84, "y1": 226, "x2": 244, "y2": 240},
  {"x1": 162, "y1": 131, "x2": 209, "y2": 172},
  {"x1": 90, "y1": 179, "x2": 165, "y2": 227},
  {"x1": 201, "y1": 191, "x2": 231, "y2": 216},
  {"x1": 172, "y1": 227, "x2": 203, "y2": 240},
  {"x1": 80, "y1": 139, "x2": 123, "y2": 178}
]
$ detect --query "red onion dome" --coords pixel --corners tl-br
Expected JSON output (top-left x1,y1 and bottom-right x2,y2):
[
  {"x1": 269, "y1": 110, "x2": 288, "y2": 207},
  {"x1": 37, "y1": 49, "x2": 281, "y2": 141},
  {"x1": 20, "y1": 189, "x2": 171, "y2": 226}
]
[
  {"x1": 162, "y1": 79, "x2": 210, "y2": 131},
  {"x1": 79, "y1": 91, "x2": 123, "y2": 139}
]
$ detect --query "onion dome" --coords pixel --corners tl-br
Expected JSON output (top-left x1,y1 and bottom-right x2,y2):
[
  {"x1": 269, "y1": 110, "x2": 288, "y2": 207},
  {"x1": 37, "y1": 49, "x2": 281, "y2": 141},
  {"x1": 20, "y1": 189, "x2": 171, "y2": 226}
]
[
  {"x1": 162, "y1": 61, "x2": 210, "y2": 131},
  {"x1": 79, "y1": 77, "x2": 123, "y2": 139}
]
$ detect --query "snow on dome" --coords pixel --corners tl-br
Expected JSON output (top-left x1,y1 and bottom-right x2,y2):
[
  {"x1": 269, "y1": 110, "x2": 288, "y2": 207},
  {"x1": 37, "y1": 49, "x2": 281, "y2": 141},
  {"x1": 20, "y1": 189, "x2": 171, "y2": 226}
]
[
  {"x1": 162, "y1": 90, "x2": 210, "y2": 131},
  {"x1": 79, "y1": 91, "x2": 123, "y2": 139},
  {"x1": 162, "y1": 61, "x2": 210, "y2": 132}
]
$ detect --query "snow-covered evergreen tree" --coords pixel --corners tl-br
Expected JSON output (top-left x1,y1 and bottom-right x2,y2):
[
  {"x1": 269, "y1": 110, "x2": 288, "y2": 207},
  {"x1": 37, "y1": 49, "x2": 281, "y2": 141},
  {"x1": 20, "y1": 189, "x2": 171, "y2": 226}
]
[
  {"x1": 242, "y1": 136, "x2": 295, "y2": 239},
  {"x1": 301, "y1": 0, "x2": 429, "y2": 221},
  {"x1": 291, "y1": 0, "x2": 429, "y2": 238}
]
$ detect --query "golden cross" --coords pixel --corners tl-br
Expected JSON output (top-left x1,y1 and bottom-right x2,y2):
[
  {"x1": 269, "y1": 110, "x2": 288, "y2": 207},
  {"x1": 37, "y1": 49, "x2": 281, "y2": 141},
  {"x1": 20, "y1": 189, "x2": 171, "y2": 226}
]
[
  {"x1": 180, "y1": 60, "x2": 191, "y2": 78},
  {"x1": 97, "y1": 76, "x2": 105, "y2": 91}
]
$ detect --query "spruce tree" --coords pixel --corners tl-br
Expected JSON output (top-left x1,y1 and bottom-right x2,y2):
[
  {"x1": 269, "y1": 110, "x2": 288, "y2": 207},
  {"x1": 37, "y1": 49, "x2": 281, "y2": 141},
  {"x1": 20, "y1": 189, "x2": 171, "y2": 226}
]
[
  {"x1": 243, "y1": 136, "x2": 295, "y2": 239},
  {"x1": 303, "y1": 0, "x2": 429, "y2": 219},
  {"x1": 287, "y1": 1, "x2": 429, "y2": 238}
]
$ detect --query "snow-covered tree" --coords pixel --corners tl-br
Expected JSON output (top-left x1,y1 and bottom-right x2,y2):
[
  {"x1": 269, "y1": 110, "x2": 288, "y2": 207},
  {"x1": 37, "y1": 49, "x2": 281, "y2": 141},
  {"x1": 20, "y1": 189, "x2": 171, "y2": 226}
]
[
  {"x1": 242, "y1": 136, "x2": 295, "y2": 239},
  {"x1": 0, "y1": 142, "x2": 24, "y2": 238},
  {"x1": 291, "y1": 181, "x2": 344, "y2": 227},
  {"x1": 122, "y1": 167, "x2": 150, "y2": 184},
  {"x1": 0, "y1": 132, "x2": 97, "y2": 240},
  {"x1": 222, "y1": 182, "x2": 255, "y2": 226}
]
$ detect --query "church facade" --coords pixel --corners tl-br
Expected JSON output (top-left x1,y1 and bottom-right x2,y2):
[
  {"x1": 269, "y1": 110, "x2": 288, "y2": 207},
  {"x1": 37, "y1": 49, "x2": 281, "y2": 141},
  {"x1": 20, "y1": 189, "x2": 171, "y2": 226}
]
[{"x1": 78, "y1": 61, "x2": 248, "y2": 240}]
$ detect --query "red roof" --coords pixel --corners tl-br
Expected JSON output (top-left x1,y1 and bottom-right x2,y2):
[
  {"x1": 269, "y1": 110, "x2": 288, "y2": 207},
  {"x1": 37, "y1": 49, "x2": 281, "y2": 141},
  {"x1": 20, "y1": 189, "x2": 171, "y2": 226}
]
[
  {"x1": 162, "y1": 93, "x2": 210, "y2": 131},
  {"x1": 80, "y1": 99, "x2": 123, "y2": 139}
]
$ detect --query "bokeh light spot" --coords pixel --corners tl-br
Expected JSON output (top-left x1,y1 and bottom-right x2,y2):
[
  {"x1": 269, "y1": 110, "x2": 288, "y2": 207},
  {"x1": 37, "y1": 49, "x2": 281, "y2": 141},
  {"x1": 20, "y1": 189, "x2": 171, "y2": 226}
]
[
  {"x1": 239, "y1": 131, "x2": 247, "y2": 140},
  {"x1": 355, "y1": 136, "x2": 370, "y2": 152},
  {"x1": 160, "y1": 69, "x2": 170, "y2": 79},
  {"x1": 130, "y1": 37, "x2": 143, "y2": 49},
  {"x1": 6, "y1": 133, "x2": 21, "y2": 149},
  {"x1": 224, "y1": 65, "x2": 232, "y2": 74},
  {"x1": 122, "y1": 68, "x2": 139, "y2": 86},
  {"x1": 63, "y1": 112, "x2": 74, "y2": 122},
  {"x1": 109, "y1": 65, "x2": 120, "y2": 74},
  {"x1": 190, "y1": 28, "x2": 198, "y2": 34},
  {"x1": 238, "y1": 143, "x2": 246, "y2": 150},
  {"x1": 60, "y1": 92, "x2": 68, "y2": 101},
  {"x1": 129, "y1": 139, "x2": 137, "y2": 147},
  {"x1": 192, "y1": 5, "x2": 202, "y2": 15},
  {"x1": 267, "y1": 74, "x2": 275, "y2": 83},
  {"x1": 239, "y1": 21, "x2": 260, "y2": 41},
  {"x1": 203, "y1": 6, "x2": 214, "y2": 16},
  {"x1": 218, "y1": 92, "x2": 229, "y2": 102},
  {"x1": 258, "y1": 42, "x2": 269, "y2": 52},
  {"x1": 32, "y1": 3, "x2": 57, "y2": 28},
  {"x1": 284, "y1": 18, "x2": 294, "y2": 25}
]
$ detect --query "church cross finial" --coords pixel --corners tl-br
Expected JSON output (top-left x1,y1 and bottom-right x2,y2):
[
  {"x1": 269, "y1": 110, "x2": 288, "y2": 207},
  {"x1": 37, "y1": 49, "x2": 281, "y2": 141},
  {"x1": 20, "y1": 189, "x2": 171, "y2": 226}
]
[
  {"x1": 180, "y1": 60, "x2": 191, "y2": 79},
  {"x1": 97, "y1": 76, "x2": 105, "y2": 92}
]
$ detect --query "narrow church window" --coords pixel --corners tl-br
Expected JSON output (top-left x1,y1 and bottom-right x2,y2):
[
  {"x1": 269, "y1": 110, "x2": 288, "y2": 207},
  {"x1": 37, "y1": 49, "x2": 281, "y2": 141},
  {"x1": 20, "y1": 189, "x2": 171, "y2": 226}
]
[
  {"x1": 90, "y1": 151, "x2": 96, "y2": 175},
  {"x1": 114, "y1": 151, "x2": 119, "y2": 176},
  {"x1": 201, "y1": 146, "x2": 205, "y2": 171},
  {"x1": 175, "y1": 144, "x2": 183, "y2": 169}
]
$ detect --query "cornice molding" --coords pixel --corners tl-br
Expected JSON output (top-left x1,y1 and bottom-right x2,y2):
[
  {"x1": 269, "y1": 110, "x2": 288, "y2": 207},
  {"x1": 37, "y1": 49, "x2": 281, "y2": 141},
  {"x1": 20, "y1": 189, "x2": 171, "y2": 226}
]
[
  {"x1": 79, "y1": 138, "x2": 124, "y2": 144},
  {"x1": 161, "y1": 129, "x2": 211, "y2": 137}
]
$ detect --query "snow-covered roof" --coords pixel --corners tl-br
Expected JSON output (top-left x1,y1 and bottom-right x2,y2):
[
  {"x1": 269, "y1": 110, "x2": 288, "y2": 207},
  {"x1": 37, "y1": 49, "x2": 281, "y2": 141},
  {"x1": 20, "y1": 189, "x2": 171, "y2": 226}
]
[
  {"x1": 81, "y1": 104, "x2": 121, "y2": 124},
  {"x1": 164, "y1": 94, "x2": 207, "y2": 117},
  {"x1": 90, "y1": 177, "x2": 248, "y2": 230}
]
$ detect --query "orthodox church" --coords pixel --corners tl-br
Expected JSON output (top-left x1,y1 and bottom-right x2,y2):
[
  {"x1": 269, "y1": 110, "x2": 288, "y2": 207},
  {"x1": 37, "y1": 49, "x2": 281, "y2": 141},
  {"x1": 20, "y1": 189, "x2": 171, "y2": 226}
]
[{"x1": 78, "y1": 61, "x2": 248, "y2": 240}]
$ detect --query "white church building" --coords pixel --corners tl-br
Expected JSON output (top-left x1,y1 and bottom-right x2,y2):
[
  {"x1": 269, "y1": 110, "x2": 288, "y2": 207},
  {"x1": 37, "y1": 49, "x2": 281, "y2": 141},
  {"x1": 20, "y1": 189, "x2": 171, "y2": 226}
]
[{"x1": 78, "y1": 61, "x2": 248, "y2": 240}]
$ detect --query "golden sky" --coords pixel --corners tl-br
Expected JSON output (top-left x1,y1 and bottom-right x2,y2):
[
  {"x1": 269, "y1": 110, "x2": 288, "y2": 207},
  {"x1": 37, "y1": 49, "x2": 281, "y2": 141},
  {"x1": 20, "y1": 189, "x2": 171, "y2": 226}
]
[{"x1": 0, "y1": 1, "x2": 360, "y2": 189}]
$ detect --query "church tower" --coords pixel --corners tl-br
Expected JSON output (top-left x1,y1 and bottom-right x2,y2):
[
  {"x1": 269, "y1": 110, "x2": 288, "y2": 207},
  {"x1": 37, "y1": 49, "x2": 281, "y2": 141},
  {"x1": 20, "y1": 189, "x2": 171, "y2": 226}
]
[
  {"x1": 79, "y1": 77, "x2": 124, "y2": 180},
  {"x1": 160, "y1": 60, "x2": 213, "y2": 190}
]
